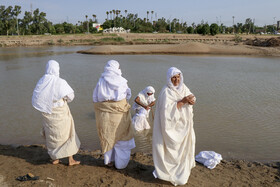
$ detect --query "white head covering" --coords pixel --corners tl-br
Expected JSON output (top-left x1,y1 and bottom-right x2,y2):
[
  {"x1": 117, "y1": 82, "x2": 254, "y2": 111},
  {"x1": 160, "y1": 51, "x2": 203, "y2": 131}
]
[
  {"x1": 167, "y1": 67, "x2": 184, "y2": 92},
  {"x1": 133, "y1": 86, "x2": 156, "y2": 111},
  {"x1": 101, "y1": 60, "x2": 128, "y2": 90},
  {"x1": 93, "y1": 60, "x2": 131, "y2": 102},
  {"x1": 32, "y1": 60, "x2": 74, "y2": 114}
]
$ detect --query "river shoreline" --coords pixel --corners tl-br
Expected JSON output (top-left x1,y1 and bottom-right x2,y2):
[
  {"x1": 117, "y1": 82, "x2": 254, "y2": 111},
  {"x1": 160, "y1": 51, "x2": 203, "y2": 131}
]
[
  {"x1": 1, "y1": 33, "x2": 280, "y2": 57},
  {"x1": 0, "y1": 144, "x2": 279, "y2": 186}
]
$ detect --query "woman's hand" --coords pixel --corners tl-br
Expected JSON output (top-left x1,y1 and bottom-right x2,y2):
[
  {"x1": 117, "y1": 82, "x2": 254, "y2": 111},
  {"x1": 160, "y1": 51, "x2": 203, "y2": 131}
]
[
  {"x1": 177, "y1": 101, "x2": 184, "y2": 109},
  {"x1": 178, "y1": 94, "x2": 196, "y2": 108},
  {"x1": 187, "y1": 95, "x2": 196, "y2": 105}
]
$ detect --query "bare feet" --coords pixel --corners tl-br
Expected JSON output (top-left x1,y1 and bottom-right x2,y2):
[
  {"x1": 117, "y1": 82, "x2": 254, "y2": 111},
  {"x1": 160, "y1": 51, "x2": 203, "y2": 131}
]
[
  {"x1": 68, "y1": 156, "x2": 80, "y2": 166},
  {"x1": 106, "y1": 162, "x2": 114, "y2": 167},
  {"x1": 69, "y1": 160, "x2": 80, "y2": 166},
  {"x1": 52, "y1": 160, "x2": 60, "y2": 165}
]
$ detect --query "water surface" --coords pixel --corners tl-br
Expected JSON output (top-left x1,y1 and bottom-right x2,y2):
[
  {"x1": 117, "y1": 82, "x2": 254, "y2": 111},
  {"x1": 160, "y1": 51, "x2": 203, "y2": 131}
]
[{"x1": 0, "y1": 46, "x2": 280, "y2": 161}]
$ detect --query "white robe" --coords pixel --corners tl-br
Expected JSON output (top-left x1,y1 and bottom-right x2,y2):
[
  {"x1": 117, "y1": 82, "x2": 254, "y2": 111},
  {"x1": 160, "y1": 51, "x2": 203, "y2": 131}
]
[
  {"x1": 32, "y1": 60, "x2": 80, "y2": 160},
  {"x1": 153, "y1": 67, "x2": 196, "y2": 186},
  {"x1": 132, "y1": 86, "x2": 156, "y2": 131}
]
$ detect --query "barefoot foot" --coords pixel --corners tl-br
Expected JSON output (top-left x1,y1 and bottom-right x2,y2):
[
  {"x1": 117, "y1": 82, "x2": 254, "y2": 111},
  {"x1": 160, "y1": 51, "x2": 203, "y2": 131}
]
[
  {"x1": 52, "y1": 160, "x2": 60, "y2": 165},
  {"x1": 69, "y1": 160, "x2": 80, "y2": 166}
]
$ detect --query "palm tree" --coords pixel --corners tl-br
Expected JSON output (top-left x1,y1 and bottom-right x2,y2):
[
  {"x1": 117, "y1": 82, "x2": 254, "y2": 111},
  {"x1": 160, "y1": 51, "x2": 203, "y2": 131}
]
[
  {"x1": 110, "y1": 11, "x2": 112, "y2": 20},
  {"x1": 13, "y1": 5, "x2": 21, "y2": 35},
  {"x1": 112, "y1": 9, "x2": 115, "y2": 19},
  {"x1": 151, "y1": 10, "x2": 154, "y2": 23},
  {"x1": 106, "y1": 11, "x2": 109, "y2": 20},
  {"x1": 85, "y1": 15, "x2": 89, "y2": 33},
  {"x1": 92, "y1": 14, "x2": 96, "y2": 22},
  {"x1": 125, "y1": 10, "x2": 127, "y2": 19},
  {"x1": 146, "y1": 11, "x2": 149, "y2": 22}
]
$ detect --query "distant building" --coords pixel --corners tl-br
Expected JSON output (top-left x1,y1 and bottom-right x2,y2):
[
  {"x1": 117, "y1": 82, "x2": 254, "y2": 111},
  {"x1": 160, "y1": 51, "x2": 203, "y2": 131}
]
[{"x1": 93, "y1": 23, "x2": 102, "y2": 31}]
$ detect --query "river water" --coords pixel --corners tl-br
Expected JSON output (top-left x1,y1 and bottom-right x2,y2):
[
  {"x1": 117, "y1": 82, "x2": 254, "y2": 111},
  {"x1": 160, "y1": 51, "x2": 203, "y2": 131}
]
[{"x1": 0, "y1": 46, "x2": 279, "y2": 162}]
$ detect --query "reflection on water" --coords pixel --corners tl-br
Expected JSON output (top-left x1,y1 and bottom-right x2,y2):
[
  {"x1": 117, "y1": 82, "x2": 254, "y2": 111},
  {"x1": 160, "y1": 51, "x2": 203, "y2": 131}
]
[{"x1": 0, "y1": 46, "x2": 280, "y2": 161}]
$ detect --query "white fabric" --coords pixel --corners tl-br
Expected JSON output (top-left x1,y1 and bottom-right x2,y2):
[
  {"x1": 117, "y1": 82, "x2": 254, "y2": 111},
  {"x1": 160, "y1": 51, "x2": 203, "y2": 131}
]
[
  {"x1": 32, "y1": 60, "x2": 74, "y2": 114},
  {"x1": 53, "y1": 93, "x2": 75, "y2": 108},
  {"x1": 132, "y1": 86, "x2": 156, "y2": 111},
  {"x1": 152, "y1": 67, "x2": 196, "y2": 186},
  {"x1": 132, "y1": 108, "x2": 150, "y2": 131},
  {"x1": 41, "y1": 100, "x2": 80, "y2": 160},
  {"x1": 167, "y1": 67, "x2": 184, "y2": 92},
  {"x1": 195, "y1": 151, "x2": 222, "y2": 169},
  {"x1": 93, "y1": 60, "x2": 131, "y2": 102},
  {"x1": 132, "y1": 86, "x2": 156, "y2": 131},
  {"x1": 104, "y1": 138, "x2": 135, "y2": 169}
]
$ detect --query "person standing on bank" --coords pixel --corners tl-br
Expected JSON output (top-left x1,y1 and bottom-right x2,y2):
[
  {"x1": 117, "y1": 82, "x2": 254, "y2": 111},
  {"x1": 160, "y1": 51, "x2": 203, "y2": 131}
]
[
  {"x1": 152, "y1": 67, "x2": 196, "y2": 186},
  {"x1": 32, "y1": 60, "x2": 80, "y2": 166},
  {"x1": 93, "y1": 60, "x2": 135, "y2": 169}
]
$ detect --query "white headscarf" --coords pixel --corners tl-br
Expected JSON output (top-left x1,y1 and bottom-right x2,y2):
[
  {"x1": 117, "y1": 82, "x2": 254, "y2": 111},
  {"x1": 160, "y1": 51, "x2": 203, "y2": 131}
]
[
  {"x1": 167, "y1": 67, "x2": 184, "y2": 93},
  {"x1": 93, "y1": 60, "x2": 131, "y2": 102},
  {"x1": 32, "y1": 60, "x2": 74, "y2": 114},
  {"x1": 133, "y1": 86, "x2": 156, "y2": 111}
]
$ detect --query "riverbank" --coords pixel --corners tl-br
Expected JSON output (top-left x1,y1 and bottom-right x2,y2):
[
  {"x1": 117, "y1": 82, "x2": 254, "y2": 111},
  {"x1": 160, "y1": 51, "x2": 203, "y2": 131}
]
[
  {"x1": 77, "y1": 42, "x2": 280, "y2": 56},
  {"x1": 0, "y1": 144, "x2": 279, "y2": 187},
  {"x1": 1, "y1": 33, "x2": 280, "y2": 57}
]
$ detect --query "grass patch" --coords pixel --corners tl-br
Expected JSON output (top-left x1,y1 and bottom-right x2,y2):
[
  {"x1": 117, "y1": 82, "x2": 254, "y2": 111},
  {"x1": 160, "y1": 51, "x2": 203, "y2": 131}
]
[
  {"x1": 133, "y1": 38, "x2": 148, "y2": 42},
  {"x1": 47, "y1": 40, "x2": 54, "y2": 45},
  {"x1": 100, "y1": 37, "x2": 125, "y2": 42},
  {"x1": 57, "y1": 39, "x2": 64, "y2": 43}
]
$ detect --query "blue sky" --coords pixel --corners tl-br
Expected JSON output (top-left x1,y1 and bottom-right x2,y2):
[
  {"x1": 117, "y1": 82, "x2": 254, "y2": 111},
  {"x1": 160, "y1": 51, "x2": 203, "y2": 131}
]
[{"x1": 1, "y1": 0, "x2": 279, "y2": 26}]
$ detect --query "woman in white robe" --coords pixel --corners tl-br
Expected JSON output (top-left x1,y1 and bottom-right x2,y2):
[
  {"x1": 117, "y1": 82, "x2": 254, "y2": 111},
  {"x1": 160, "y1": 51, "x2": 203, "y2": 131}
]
[
  {"x1": 93, "y1": 60, "x2": 135, "y2": 169},
  {"x1": 132, "y1": 86, "x2": 156, "y2": 131},
  {"x1": 32, "y1": 60, "x2": 80, "y2": 166},
  {"x1": 152, "y1": 67, "x2": 196, "y2": 186}
]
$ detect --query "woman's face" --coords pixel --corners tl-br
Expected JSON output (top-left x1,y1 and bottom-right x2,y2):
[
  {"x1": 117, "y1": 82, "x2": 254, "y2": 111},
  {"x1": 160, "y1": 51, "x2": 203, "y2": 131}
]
[{"x1": 171, "y1": 74, "x2": 180, "y2": 86}]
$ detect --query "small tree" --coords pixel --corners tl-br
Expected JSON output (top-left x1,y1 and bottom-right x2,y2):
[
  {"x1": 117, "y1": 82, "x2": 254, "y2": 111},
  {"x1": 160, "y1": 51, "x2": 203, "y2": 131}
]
[
  {"x1": 210, "y1": 23, "x2": 219, "y2": 35},
  {"x1": 187, "y1": 26, "x2": 194, "y2": 34}
]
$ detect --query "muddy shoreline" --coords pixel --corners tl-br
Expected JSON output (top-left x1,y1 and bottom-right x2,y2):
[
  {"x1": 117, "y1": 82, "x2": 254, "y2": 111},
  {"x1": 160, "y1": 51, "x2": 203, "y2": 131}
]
[{"x1": 0, "y1": 144, "x2": 279, "y2": 186}]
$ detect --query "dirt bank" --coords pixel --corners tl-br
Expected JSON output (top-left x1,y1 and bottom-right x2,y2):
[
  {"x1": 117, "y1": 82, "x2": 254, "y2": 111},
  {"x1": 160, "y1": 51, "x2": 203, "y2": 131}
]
[
  {"x1": 77, "y1": 42, "x2": 280, "y2": 56},
  {"x1": 0, "y1": 144, "x2": 279, "y2": 187}
]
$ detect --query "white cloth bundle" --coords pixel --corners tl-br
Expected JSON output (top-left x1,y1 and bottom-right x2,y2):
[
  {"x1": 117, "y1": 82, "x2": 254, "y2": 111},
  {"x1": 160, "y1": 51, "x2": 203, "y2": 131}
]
[{"x1": 195, "y1": 151, "x2": 222, "y2": 169}]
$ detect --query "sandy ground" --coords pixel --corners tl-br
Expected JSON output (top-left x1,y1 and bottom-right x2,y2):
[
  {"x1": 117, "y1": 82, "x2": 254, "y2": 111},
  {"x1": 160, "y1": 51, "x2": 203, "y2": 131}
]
[
  {"x1": 77, "y1": 42, "x2": 280, "y2": 57},
  {"x1": 0, "y1": 144, "x2": 279, "y2": 187},
  {"x1": 1, "y1": 33, "x2": 280, "y2": 56}
]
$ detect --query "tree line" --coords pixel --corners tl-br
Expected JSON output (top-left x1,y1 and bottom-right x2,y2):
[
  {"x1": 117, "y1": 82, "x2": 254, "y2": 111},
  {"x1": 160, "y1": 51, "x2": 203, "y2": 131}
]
[{"x1": 0, "y1": 5, "x2": 276, "y2": 36}]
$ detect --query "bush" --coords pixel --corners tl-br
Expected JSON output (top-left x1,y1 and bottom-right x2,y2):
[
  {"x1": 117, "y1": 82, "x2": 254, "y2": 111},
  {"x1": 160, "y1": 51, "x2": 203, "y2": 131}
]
[
  {"x1": 210, "y1": 23, "x2": 219, "y2": 36},
  {"x1": 234, "y1": 34, "x2": 242, "y2": 43}
]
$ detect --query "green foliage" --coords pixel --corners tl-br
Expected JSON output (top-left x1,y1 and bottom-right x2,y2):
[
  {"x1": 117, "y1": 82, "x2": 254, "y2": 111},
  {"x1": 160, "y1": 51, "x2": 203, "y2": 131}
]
[
  {"x1": 100, "y1": 37, "x2": 125, "y2": 42},
  {"x1": 0, "y1": 5, "x2": 270, "y2": 36},
  {"x1": 234, "y1": 34, "x2": 242, "y2": 43},
  {"x1": 187, "y1": 26, "x2": 194, "y2": 34},
  {"x1": 57, "y1": 39, "x2": 64, "y2": 43},
  {"x1": 210, "y1": 23, "x2": 219, "y2": 35}
]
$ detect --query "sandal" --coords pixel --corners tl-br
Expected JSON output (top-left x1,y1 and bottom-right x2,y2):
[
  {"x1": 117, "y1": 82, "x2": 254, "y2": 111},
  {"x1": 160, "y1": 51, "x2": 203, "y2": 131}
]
[{"x1": 16, "y1": 173, "x2": 39, "y2": 181}]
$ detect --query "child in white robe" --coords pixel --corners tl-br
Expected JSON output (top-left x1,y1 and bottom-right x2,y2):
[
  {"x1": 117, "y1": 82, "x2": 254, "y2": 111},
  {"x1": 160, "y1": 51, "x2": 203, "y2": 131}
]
[{"x1": 132, "y1": 86, "x2": 156, "y2": 131}]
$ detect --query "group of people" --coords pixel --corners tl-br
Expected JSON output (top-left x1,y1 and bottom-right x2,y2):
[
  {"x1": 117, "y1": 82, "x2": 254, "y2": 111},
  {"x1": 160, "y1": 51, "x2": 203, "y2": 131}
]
[{"x1": 32, "y1": 59, "x2": 196, "y2": 186}]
